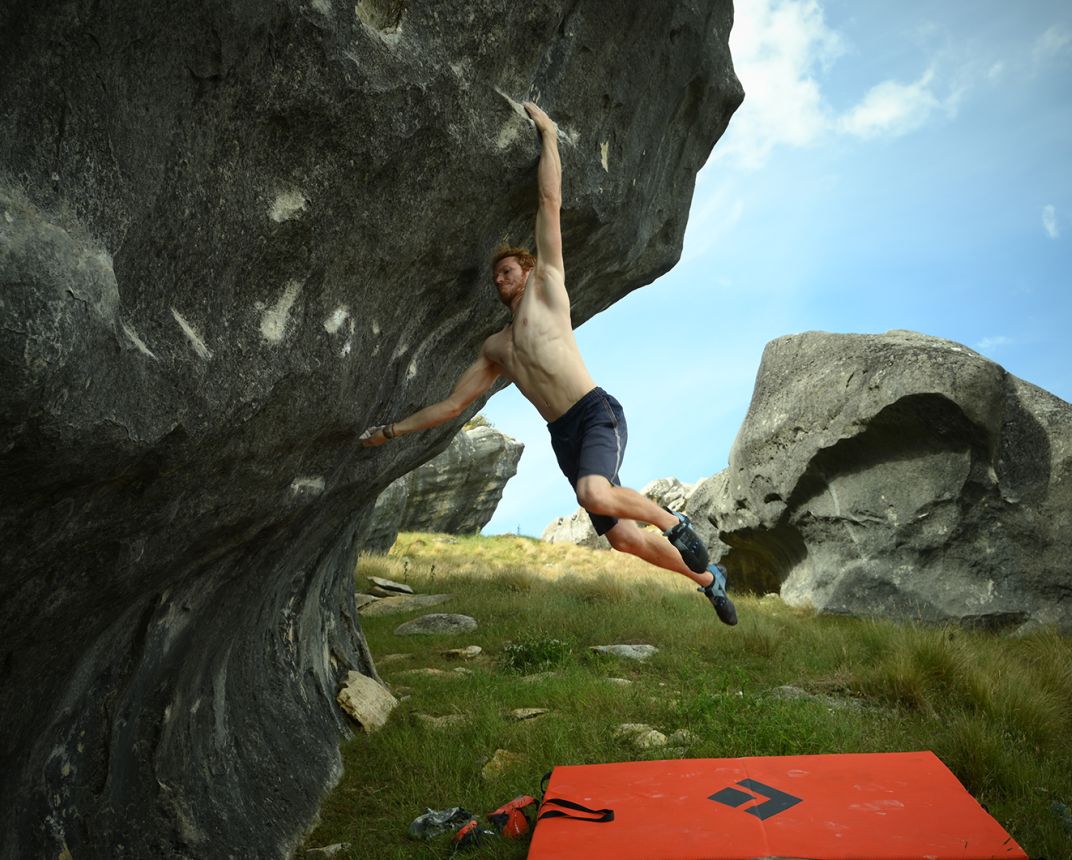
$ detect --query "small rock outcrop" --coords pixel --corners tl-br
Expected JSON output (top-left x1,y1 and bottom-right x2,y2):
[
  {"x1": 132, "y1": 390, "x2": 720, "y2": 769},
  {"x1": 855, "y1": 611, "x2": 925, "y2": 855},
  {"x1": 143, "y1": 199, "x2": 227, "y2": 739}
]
[
  {"x1": 691, "y1": 330, "x2": 1072, "y2": 632},
  {"x1": 364, "y1": 424, "x2": 524, "y2": 552}
]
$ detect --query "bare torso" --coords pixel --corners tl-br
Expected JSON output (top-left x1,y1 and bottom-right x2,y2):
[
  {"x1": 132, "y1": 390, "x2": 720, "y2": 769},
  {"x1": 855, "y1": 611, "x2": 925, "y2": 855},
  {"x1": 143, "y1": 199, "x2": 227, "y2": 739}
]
[{"x1": 482, "y1": 268, "x2": 596, "y2": 422}]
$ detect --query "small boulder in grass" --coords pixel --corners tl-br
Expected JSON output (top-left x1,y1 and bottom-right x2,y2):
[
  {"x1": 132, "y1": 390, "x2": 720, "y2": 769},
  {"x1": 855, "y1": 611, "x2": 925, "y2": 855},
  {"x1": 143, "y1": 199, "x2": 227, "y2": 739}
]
[
  {"x1": 394, "y1": 614, "x2": 478, "y2": 636},
  {"x1": 368, "y1": 576, "x2": 414, "y2": 594},
  {"x1": 415, "y1": 713, "x2": 469, "y2": 729},
  {"x1": 336, "y1": 671, "x2": 398, "y2": 731},
  {"x1": 397, "y1": 668, "x2": 460, "y2": 679},
  {"x1": 442, "y1": 645, "x2": 482, "y2": 660},
  {"x1": 361, "y1": 593, "x2": 453, "y2": 616},
  {"x1": 305, "y1": 843, "x2": 350, "y2": 856},
  {"x1": 668, "y1": 729, "x2": 696, "y2": 746},
  {"x1": 614, "y1": 723, "x2": 668, "y2": 749},
  {"x1": 511, "y1": 708, "x2": 550, "y2": 721},
  {"x1": 590, "y1": 644, "x2": 658, "y2": 661},
  {"x1": 481, "y1": 749, "x2": 527, "y2": 780}
]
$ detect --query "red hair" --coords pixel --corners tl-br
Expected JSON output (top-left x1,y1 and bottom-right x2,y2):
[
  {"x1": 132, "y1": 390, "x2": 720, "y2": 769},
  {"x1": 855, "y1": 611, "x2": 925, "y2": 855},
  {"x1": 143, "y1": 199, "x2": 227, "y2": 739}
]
[{"x1": 490, "y1": 244, "x2": 535, "y2": 274}]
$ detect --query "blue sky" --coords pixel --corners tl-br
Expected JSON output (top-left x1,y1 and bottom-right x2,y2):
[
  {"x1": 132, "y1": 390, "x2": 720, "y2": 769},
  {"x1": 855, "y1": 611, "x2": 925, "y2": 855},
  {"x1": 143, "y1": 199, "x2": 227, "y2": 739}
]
[{"x1": 482, "y1": 0, "x2": 1071, "y2": 538}]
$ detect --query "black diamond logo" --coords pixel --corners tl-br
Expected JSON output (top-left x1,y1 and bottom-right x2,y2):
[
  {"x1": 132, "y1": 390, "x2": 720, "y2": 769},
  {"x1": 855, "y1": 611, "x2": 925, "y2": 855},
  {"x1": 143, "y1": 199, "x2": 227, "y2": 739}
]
[{"x1": 709, "y1": 779, "x2": 802, "y2": 821}]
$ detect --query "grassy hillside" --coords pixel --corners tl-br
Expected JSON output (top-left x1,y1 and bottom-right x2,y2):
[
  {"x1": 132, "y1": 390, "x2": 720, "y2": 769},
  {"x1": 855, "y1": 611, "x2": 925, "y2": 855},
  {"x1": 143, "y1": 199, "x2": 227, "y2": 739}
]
[{"x1": 302, "y1": 533, "x2": 1072, "y2": 858}]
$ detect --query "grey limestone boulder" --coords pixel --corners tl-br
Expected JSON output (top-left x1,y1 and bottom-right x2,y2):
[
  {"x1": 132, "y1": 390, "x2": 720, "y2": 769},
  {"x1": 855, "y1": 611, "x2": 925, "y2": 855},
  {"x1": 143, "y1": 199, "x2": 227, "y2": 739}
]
[
  {"x1": 368, "y1": 576, "x2": 414, "y2": 594},
  {"x1": 591, "y1": 644, "x2": 659, "y2": 660},
  {"x1": 541, "y1": 475, "x2": 725, "y2": 551},
  {"x1": 364, "y1": 423, "x2": 524, "y2": 552},
  {"x1": 542, "y1": 506, "x2": 612, "y2": 549},
  {"x1": 394, "y1": 613, "x2": 478, "y2": 636},
  {"x1": 359, "y1": 593, "x2": 453, "y2": 616},
  {"x1": 692, "y1": 330, "x2": 1072, "y2": 631},
  {"x1": 0, "y1": 2, "x2": 741, "y2": 857},
  {"x1": 642, "y1": 476, "x2": 695, "y2": 512}
]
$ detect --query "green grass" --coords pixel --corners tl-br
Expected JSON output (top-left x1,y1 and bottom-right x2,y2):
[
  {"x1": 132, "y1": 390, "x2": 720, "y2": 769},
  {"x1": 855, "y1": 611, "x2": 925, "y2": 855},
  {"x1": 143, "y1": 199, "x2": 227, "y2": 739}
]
[{"x1": 302, "y1": 533, "x2": 1072, "y2": 858}]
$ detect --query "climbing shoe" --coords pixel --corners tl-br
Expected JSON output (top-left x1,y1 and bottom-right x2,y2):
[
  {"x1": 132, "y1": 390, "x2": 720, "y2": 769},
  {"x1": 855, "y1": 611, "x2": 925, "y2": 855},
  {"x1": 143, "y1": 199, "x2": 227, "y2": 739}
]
[
  {"x1": 699, "y1": 563, "x2": 738, "y2": 626},
  {"x1": 663, "y1": 509, "x2": 709, "y2": 574}
]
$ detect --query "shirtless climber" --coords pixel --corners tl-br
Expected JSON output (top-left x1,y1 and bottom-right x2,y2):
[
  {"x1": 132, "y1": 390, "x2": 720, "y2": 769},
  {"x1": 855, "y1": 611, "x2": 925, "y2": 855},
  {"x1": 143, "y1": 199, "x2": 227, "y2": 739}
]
[{"x1": 359, "y1": 102, "x2": 736, "y2": 625}]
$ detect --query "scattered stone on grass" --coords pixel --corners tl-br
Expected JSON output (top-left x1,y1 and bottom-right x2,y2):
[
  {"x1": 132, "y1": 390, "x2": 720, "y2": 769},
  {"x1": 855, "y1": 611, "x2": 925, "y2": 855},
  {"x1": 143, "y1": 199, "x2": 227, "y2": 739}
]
[
  {"x1": 336, "y1": 671, "x2": 398, "y2": 731},
  {"x1": 442, "y1": 645, "x2": 482, "y2": 660},
  {"x1": 369, "y1": 576, "x2": 415, "y2": 594},
  {"x1": 614, "y1": 723, "x2": 667, "y2": 749},
  {"x1": 634, "y1": 731, "x2": 667, "y2": 749},
  {"x1": 415, "y1": 713, "x2": 469, "y2": 729},
  {"x1": 481, "y1": 749, "x2": 527, "y2": 780},
  {"x1": 591, "y1": 644, "x2": 658, "y2": 660},
  {"x1": 361, "y1": 593, "x2": 453, "y2": 616},
  {"x1": 767, "y1": 684, "x2": 864, "y2": 711},
  {"x1": 394, "y1": 614, "x2": 478, "y2": 636},
  {"x1": 377, "y1": 653, "x2": 412, "y2": 665},
  {"x1": 305, "y1": 843, "x2": 350, "y2": 856},
  {"x1": 605, "y1": 677, "x2": 633, "y2": 686},
  {"x1": 510, "y1": 708, "x2": 550, "y2": 721},
  {"x1": 397, "y1": 668, "x2": 461, "y2": 679},
  {"x1": 668, "y1": 729, "x2": 696, "y2": 746},
  {"x1": 354, "y1": 592, "x2": 380, "y2": 609},
  {"x1": 452, "y1": 667, "x2": 474, "y2": 675}
]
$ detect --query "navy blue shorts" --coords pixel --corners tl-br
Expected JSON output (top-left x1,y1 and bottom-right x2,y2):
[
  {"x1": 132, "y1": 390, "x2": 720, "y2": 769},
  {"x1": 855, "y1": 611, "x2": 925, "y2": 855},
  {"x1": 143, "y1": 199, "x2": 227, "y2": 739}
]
[{"x1": 546, "y1": 387, "x2": 627, "y2": 536}]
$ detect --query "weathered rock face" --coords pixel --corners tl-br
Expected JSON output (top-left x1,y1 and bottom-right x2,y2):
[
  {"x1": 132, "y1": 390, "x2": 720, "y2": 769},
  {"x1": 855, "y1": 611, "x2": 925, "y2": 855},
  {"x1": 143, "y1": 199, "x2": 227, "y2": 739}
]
[
  {"x1": 542, "y1": 506, "x2": 612, "y2": 549},
  {"x1": 695, "y1": 331, "x2": 1072, "y2": 632},
  {"x1": 364, "y1": 423, "x2": 523, "y2": 552},
  {"x1": 0, "y1": 2, "x2": 741, "y2": 857}
]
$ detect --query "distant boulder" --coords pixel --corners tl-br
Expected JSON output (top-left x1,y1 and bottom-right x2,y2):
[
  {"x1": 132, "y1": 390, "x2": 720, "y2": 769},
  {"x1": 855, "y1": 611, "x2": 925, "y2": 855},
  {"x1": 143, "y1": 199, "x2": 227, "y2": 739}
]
[
  {"x1": 542, "y1": 507, "x2": 611, "y2": 549},
  {"x1": 364, "y1": 424, "x2": 523, "y2": 552},
  {"x1": 691, "y1": 330, "x2": 1072, "y2": 633},
  {"x1": 541, "y1": 477, "x2": 720, "y2": 550}
]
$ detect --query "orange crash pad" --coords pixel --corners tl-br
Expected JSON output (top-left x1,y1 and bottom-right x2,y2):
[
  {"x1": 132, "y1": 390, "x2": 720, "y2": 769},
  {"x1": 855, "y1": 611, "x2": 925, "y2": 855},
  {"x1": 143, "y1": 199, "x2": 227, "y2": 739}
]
[{"x1": 529, "y1": 751, "x2": 1026, "y2": 859}]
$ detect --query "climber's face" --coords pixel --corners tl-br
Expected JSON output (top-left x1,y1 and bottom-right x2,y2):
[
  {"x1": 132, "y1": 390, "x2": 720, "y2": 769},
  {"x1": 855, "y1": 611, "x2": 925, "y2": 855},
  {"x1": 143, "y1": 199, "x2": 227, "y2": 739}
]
[{"x1": 493, "y1": 256, "x2": 530, "y2": 307}]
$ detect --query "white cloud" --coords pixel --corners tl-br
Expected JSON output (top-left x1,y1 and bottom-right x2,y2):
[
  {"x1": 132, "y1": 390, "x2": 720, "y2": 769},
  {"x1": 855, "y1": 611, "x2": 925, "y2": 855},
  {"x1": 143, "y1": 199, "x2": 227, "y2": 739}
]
[
  {"x1": 1034, "y1": 24, "x2": 1072, "y2": 62},
  {"x1": 716, "y1": 1, "x2": 971, "y2": 166},
  {"x1": 987, "y1": 60, "x2": 1006, "y2": 82},
  {"x1": 713, "y1": 0, "x2": 842, "y2": 169},
  {"x1": 976, "y1": 336, "x2": 1013, "y2": 352},
  {"x1": 1042, "y1": 204, "x2": 1059, "y2": 239},
  {"x1": 681, "y1": 186, "x2": 745, "y2": 262},
  {"x1": 838, "y1": 68, "x2": 954, "y2": 139}
]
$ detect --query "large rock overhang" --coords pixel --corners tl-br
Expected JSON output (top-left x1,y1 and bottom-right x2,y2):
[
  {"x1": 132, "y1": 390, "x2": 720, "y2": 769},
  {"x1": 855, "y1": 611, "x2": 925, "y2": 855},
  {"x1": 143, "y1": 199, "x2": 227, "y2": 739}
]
[{"x1": 0, "y1": 1, "x2": 743, "y2": 856}]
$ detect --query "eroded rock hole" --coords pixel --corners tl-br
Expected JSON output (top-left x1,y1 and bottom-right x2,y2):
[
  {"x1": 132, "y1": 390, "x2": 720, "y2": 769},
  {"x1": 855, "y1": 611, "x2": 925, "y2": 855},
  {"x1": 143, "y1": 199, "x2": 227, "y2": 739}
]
[{"x1": 355, "y1": 0, "x2": 405, "y2": 33}]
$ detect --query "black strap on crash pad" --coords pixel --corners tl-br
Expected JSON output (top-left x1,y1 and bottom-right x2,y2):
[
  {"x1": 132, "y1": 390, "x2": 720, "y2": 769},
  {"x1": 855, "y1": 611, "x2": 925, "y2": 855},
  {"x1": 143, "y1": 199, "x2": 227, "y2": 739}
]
[{"x1": 537, "y1": 796, "x2": 615, "y2": 823}]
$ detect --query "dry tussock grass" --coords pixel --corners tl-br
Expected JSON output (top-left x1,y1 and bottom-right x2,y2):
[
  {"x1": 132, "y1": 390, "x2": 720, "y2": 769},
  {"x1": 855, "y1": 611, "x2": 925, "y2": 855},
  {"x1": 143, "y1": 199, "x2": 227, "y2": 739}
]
[{"x1": 360, "y1": 531, "x2": 695, "y2": 594}]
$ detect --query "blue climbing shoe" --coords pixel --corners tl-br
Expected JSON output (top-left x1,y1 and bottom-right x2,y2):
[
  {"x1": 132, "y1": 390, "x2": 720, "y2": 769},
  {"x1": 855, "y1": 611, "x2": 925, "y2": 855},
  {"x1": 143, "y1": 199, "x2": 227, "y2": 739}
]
[
  {"x1": 700, "y1": 563, "x2": 737, "y2": 626},
  {"x1": 663, "y1": 509, "x2": 709, "y2": 573}
]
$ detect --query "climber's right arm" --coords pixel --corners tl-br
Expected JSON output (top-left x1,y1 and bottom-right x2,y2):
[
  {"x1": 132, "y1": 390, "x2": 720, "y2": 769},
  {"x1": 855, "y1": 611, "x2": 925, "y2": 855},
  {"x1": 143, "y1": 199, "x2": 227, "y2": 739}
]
[{"x1": 359, "y1": 354, "x2": 500, "y2": 447}]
